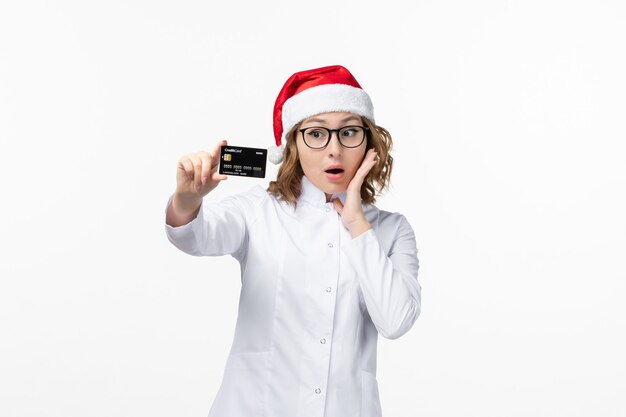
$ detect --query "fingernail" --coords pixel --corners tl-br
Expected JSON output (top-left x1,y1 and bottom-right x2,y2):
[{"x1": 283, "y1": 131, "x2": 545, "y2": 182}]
[{"x1": 196, "y1": 184, "x2": 200, "y2": 192}]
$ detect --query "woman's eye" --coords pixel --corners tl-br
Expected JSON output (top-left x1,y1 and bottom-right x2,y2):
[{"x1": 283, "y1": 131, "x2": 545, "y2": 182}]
[
  {"x1": 308, "y1": 130, "x2": 325, "y2": 139},
  {"x1": 342, "y1": 129, "x2": 356, "y2": 136}
]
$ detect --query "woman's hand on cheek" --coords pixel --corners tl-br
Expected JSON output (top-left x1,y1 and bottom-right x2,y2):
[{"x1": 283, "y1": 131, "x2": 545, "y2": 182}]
[{"x1": 332, "y1": 148, "x2": 378, "y2": 238}]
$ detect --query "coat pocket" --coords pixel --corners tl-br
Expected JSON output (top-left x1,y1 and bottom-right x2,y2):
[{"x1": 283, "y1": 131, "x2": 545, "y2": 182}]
[
  {"x1": 208, "y1": 351, "x2": 270, "y2": 417},
  {"x1": 361, "y1": 369, "x2": 383, "y2": 417}
]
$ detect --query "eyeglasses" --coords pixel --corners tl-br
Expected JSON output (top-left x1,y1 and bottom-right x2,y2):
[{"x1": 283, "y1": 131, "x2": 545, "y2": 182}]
[{"x1": 298, "y1": 125, "x2": 369, "y2": 149}]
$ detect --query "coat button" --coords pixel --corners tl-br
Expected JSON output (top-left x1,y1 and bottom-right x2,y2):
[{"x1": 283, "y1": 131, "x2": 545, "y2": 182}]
[
  {"x1": 325, "y1": 207, "x2": 331, "y2": 212},
  {"x1": 326, "y1": 286, "x2": 332, "y2": 292},
  {"x1": 315, "y1": 388, "x2": 321, "y2": 394},
  {"x1": 320, "y1": 338, "x2": 326, "y2": 344},
  {"x1": 327, "y1": 242, "x2": 333, "y2": 248}
]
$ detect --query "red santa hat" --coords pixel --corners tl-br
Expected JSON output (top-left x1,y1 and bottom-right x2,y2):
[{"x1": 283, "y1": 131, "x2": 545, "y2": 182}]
[{"x1": 269, "y1": 65, "x2": 375, "y2": 164}]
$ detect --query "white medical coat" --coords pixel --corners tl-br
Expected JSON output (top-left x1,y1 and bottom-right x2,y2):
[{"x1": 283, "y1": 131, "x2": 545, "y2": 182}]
[{"x1": 164, "y1": 175, "x2": 421, "y2": 417}]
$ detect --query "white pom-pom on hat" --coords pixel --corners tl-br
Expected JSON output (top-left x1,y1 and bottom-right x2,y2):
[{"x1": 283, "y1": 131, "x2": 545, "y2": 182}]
[
  {"x1": 268, "y1": 143, "x2": 285, "y2": 164},
  {"x1": 269, "y1": 65, "x2": 375, "y2": 165}
]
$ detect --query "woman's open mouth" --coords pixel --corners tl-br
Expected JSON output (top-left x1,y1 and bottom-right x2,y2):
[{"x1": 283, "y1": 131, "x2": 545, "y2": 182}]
[{"x1": 325, "y1": 167, "x2": 344, "y2": 180}]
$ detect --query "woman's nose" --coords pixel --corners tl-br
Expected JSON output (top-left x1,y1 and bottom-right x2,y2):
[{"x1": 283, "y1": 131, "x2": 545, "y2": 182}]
[{"x1": 326, "y1": 131, "x2": 342, "y2": 156}]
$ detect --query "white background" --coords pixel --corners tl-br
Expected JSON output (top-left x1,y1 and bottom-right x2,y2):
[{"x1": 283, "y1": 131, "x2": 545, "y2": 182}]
[{"x1": 1, "y1": 0, "x2": 625, "y2": 416}]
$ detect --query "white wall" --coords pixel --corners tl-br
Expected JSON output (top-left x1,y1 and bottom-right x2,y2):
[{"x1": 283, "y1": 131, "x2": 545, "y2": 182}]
[{"x1": 1, "y1": 0, "x2": 624, "y2": 416}]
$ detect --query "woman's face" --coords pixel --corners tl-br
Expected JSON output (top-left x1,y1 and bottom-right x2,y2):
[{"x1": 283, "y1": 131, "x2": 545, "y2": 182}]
[{"x1": 295, "y1": 111, "x2": 368, "y2": 201}]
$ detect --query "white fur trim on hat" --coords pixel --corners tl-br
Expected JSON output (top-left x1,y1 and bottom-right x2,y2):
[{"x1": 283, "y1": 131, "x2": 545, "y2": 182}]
[
  {"x1": 268, "y1": 143, "x2": 285, "y2": 165},
  {"x1": 281, "y1": 84, "x2": 375, "y2": 143}
]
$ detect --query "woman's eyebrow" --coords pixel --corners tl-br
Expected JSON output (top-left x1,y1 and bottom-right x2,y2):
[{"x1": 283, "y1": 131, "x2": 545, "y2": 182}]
[{"x1": 305, "y1": 116, "x2": 362, "y2": 124}]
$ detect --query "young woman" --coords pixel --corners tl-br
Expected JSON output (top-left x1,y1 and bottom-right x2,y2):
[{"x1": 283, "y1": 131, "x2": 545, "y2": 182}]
[{"x1": 165, "y1": 65, "x2": 421, "y2": 417}]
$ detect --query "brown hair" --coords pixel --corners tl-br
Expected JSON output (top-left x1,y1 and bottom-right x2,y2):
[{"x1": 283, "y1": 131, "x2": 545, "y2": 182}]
[{"x1": 267, "y1": 117, "x2": 393, "y2": 207}]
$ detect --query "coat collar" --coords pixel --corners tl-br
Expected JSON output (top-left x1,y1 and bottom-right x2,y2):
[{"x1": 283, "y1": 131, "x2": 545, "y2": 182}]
[{"x1": 298, "y1": 175, "x2": 347, "y2": 208}]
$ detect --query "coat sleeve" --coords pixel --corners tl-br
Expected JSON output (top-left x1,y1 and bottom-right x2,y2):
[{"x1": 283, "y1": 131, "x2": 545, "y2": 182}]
[
  {"x1": 164, "y1": 187, "x2": 266, "y2": 258},
  {"x1": 341, "y1": 214, "x2": 421, "y2": 340}
]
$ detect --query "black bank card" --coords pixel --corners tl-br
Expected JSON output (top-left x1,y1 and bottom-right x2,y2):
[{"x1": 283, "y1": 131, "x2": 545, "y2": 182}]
[{"x1": 219, "y1": 145, "x2": 267, "y2": 178}]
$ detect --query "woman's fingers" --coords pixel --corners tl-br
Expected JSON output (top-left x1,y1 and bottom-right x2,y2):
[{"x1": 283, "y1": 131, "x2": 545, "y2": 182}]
[
  {"x1": 358, "y1": 149, "x2": 377, "y2": 175},
  {"x1": 208, "y1": 139, "x2": 228, "y2": 184},
  {"x1": 188, "y1": 153, "x2": 203, "y2": 191},
  {"x1": 210, "y1": 139, "x2": 228, "y2": 167},
  {"x1": 199, "y1": 151, "x2": 212, "y2": 185},
  {"x1": 210, "y1": 169, "x2": 228, "y2": 182},
  {"x1": 349, "y1": 149, "x2": 377, "y2": 192},
  {"x1": 175, "y1": 140, "x2": 230, "y2": 196},
  {"x1": 178, "y1": 156, "x2": 194, "y2": 181}
]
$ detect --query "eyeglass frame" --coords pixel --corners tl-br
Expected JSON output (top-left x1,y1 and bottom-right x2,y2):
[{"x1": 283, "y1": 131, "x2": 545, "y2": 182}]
[{"x1": 298, "y1": 125, "x2": 370, "y2": 149}]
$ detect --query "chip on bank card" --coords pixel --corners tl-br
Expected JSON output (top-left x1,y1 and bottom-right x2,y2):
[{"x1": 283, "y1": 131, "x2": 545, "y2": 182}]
[{"x1": 219, "y1": 145, "x2": 267, "y2": 178}]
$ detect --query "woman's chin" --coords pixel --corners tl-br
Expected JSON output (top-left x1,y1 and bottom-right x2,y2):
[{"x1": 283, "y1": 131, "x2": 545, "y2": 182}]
[
  {"x1": 307, "y1": 174, "x2": 349, "y2": 196},
  {"x1": 321, "y1": 183, "x2": 347, "y2": 196}
]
